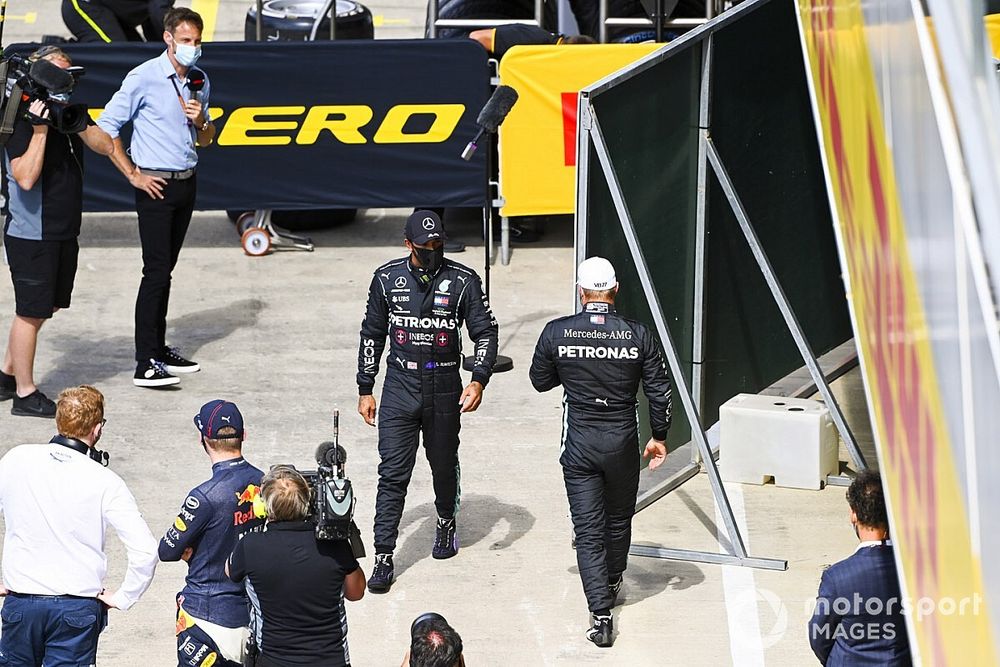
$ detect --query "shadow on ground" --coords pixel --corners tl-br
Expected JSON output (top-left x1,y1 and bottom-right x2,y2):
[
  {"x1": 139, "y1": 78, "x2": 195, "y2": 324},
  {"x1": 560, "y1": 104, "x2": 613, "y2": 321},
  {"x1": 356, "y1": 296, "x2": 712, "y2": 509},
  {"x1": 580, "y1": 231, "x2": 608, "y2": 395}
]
[
  {"x1": 566, "y1": 554, "x2": 706, "y2": 608},
  {"x1": 39, "y1": 298, "x2": 265, "y2": 389},
  {"x1": 392, "y1": 492, "x2": 536, "y2": 577}
]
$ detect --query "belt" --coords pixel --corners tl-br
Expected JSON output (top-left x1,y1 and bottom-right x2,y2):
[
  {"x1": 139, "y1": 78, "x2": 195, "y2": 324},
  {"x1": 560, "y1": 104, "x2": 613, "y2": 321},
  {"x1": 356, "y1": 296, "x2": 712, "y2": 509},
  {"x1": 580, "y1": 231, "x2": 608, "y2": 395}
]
[
  {"x1": 140, "y1": 167, "x2": 196, "y2": 180},
  {"x1": 8, "y1": 591, "x2": 97, "y2": 601}
]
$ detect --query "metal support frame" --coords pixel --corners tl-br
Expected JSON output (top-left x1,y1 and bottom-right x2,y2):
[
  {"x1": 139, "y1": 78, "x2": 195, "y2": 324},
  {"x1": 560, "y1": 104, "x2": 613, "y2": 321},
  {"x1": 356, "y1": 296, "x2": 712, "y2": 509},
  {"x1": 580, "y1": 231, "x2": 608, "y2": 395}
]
[
  {"x1": 704, "y1": 138, "x2": 868, "y2": 472},
  {"x1": 598, "y1": 0, "x2": 721, "y2": 43},
  {"x1": 249, "y1": 210, "x2": 316, "y2": 252},
  {"x1": 428, "y1": 0, "x2": 544, "y2": 38},
  {"x1": 690, "y1": 36, "x2": 712, "y2": 465},
  {"x1": 587, "y1": 102, "x2": 785, "y2": 571}
]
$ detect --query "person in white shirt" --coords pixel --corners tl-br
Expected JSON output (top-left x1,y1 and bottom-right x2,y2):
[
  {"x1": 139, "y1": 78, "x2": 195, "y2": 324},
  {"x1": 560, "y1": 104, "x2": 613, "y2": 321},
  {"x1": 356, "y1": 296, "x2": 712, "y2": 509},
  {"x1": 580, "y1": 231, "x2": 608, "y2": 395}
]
[{"x1": 0, "y1": 385, "x2": 158, "y2": 666}]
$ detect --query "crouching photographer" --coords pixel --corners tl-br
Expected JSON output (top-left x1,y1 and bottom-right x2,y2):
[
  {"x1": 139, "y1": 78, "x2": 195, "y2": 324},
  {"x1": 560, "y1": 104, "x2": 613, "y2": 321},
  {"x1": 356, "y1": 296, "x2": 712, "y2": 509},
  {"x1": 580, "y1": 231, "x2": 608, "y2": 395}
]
[{"x1": 227, "y1": 464, "x2": 366, "y2": 667}]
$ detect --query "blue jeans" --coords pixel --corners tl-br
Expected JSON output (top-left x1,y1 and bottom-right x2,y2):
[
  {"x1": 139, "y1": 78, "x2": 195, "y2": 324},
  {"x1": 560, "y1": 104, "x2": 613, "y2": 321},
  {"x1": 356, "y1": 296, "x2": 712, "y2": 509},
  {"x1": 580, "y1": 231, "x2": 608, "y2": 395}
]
[{"x1": 0, "y1": 594, "x2": 106, "y2": 667}]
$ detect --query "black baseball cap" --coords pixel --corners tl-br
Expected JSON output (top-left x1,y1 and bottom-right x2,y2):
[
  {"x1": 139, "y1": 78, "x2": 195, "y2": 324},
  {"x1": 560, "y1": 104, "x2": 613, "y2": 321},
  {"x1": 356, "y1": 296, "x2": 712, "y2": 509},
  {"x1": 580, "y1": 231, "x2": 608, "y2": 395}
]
[{"x1": 405, "y1": 210, "x2": 447, "y2": 245}]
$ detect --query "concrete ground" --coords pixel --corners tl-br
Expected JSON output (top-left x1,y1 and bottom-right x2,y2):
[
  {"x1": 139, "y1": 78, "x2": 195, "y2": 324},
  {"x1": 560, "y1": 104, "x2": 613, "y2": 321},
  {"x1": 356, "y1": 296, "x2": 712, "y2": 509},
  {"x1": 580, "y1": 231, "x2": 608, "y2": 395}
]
[
  {"x1": 0, "y1": 3, "x2": 868, "y2": 666},
  {"x1": 0, "y1": 209, "x2": 866, "y2": 666}
]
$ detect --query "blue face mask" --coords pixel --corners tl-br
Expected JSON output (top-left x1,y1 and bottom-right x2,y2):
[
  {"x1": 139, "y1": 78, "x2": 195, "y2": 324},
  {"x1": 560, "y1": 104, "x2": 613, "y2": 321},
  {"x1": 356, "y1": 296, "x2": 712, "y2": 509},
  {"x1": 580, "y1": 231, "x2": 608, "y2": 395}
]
[{"x1": 174, "y1": 42, "x2": 202, "y2": 67}]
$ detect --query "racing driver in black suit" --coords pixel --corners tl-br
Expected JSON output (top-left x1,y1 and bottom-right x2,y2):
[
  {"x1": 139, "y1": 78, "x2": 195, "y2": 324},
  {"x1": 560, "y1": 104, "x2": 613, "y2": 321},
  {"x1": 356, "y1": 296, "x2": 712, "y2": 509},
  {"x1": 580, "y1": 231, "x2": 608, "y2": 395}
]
[
  {"x1": 357, "y1": 210, "x2": 498, "y2": 593},
  {"x1": 530, "y1": 256, "x2": 671, "y2": 648}
]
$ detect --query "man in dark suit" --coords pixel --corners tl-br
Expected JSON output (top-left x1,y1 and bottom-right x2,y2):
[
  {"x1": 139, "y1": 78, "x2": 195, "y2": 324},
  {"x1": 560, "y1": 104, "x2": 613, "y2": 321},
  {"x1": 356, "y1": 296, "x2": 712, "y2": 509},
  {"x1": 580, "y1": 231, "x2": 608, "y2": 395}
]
[{"x1": 809, "y1": 469, "x2": 912, "y2": 665}]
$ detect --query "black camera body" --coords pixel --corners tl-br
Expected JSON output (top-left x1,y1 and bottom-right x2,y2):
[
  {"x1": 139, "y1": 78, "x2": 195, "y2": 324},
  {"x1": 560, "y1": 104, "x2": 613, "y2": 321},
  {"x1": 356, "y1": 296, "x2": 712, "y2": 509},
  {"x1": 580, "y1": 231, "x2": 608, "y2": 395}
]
[
  {"x1": 290, "y1": 415, "x2": 366, "y2": 558},
  {"x1": 3, "y1": 54, "x2": 89, "y2": 135},
  {"x1": 302, "y1": 441, "x2": 358, "y2": 542}
]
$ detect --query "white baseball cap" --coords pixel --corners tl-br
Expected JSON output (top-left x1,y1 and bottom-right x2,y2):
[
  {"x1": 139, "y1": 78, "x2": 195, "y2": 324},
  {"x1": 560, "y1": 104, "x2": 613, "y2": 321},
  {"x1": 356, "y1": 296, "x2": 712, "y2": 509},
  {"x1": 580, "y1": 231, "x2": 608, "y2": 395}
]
[{"x1": 577, "y1": 257, "x2": 617, "y2": 291}]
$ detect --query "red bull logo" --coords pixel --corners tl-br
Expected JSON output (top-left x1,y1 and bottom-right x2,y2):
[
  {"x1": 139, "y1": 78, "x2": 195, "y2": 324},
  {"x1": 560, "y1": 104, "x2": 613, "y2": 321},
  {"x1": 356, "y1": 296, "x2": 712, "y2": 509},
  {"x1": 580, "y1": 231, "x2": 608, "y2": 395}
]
[
  {"x1": 235, "y1": 484, "x2": 260, "y2": 505},
  {"x1": 233, "y1": 484, "x2": 266, "y2": 526}
]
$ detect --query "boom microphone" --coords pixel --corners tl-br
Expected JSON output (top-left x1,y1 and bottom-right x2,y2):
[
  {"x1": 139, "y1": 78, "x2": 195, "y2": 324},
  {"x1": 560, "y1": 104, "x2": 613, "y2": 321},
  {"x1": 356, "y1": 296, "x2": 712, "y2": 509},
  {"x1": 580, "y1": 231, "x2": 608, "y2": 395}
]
[
  {"x1": 476, "y1": 85, "x2": 518, "y2": 132},
  {"x1": 461, "y1": 85, "x2": 519, "y2": 161}
]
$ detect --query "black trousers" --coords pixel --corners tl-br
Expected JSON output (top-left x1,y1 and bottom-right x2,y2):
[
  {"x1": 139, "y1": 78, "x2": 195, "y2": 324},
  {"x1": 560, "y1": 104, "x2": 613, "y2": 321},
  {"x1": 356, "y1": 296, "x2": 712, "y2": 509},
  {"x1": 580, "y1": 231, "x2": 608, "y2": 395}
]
[
  {"x1": 561, "y1": 420, "x2": 640, "y2": 613},
  {"x1": 61, "y1": 0, "x2": 155, "y2": 42},
  {"x1": 373, "y1": 372, "x2": 462, "y2": 553},
  {"x1": 134, "y1": 177, "x2": 196, "y2": 362}
]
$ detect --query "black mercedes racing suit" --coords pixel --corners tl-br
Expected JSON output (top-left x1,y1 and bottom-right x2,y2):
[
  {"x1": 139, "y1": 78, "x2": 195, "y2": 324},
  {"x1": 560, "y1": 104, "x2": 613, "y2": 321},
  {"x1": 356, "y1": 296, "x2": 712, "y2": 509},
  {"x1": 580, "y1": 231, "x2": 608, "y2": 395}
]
[
  {"x1": 529, "y1": 301, "x2": 672, "y2": 612},
  {"x1": 62, "y1": 0, "x2": 174, "y2": 43},
  {"x1": 358, "y1": 256, "x2": 498, "y2": 554}
]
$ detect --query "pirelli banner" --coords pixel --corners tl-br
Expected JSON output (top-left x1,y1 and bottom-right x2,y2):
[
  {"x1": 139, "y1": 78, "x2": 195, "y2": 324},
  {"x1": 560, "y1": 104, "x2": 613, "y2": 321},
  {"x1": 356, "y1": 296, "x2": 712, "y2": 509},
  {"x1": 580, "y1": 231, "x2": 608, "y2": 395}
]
[
  {"x1": 14, "y1": 41, "x2": 489, "y2": 211},
  {"x1": 498, "y1": 44, "x2": 658, "y2": 218}
]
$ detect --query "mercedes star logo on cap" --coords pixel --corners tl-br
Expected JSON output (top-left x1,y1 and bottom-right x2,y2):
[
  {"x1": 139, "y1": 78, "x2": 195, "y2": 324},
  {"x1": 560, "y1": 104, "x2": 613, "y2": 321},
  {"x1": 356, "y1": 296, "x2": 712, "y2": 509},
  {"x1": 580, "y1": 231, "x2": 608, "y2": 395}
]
[{"x1": 422, "y1": 217, "x2": 436, "y2": 230}]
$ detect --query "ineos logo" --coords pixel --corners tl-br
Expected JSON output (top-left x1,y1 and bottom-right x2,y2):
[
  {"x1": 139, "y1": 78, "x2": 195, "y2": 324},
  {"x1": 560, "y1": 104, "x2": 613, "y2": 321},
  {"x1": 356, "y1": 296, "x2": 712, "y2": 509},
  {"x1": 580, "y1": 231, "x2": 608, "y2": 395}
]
[
  {"x1": 395, "y1": 277, "x2": 407, "y2": 288},
  {"x1": 422, "y1": 218, "x2": 436, "y2": 230}
]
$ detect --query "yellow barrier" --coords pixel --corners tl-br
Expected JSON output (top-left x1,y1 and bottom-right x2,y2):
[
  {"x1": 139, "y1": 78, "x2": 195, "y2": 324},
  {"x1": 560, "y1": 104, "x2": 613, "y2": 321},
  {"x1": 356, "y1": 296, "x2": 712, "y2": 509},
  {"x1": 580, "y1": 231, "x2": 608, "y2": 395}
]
[{"x1": 498, "y1": 44, "x2": 659, "y2": 217}]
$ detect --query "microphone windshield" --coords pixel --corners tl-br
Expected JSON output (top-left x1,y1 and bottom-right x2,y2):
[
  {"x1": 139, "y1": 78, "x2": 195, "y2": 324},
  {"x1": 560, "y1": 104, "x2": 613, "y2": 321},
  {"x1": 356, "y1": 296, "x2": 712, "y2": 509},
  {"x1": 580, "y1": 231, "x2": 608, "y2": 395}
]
[
  {"x1": 315, "y1": 441, "x2": 347, "y2": 466},
  {"x1": 476, "y1": 85, "x2": 519, "y2": 133},
  {"x1": 28, "y1": 59, "x2": 74, "y2": 94}
]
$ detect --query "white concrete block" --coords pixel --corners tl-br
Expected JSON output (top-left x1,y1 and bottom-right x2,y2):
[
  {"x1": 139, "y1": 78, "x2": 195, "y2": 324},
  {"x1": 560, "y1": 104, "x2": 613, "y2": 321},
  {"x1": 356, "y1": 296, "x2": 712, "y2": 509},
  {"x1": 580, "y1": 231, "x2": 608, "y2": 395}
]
[{"x1": 719, "y1": 393, "x2": 838, "y2": 490}]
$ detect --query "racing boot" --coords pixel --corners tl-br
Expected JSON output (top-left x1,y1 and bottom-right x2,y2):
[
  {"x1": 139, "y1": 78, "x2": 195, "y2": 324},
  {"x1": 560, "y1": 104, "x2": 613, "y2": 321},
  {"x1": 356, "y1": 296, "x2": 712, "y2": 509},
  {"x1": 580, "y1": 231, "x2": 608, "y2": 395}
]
[
  {"x1": 432, "y1": 517, "x2": 459, "y2": 559},
  {"x1": 586, "y1": 612, "x2": 614, "y2": 648},
  {"x1": 367, "y1": 553, "x2": 394, "y2": 593},
  {"x1": 609, "y1": 574, "x2": 624, "y2": 607}
]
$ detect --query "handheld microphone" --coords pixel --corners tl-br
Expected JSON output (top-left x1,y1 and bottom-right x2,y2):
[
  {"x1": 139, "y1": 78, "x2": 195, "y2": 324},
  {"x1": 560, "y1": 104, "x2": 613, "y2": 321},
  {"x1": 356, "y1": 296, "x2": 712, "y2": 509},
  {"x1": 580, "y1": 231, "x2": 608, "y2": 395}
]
[
  {"x1": 461, "y1": 85, "x2": 519, "y2": 161},
  {"x1": 187, "y1": 69, "x2": 206, "y2": 103}
]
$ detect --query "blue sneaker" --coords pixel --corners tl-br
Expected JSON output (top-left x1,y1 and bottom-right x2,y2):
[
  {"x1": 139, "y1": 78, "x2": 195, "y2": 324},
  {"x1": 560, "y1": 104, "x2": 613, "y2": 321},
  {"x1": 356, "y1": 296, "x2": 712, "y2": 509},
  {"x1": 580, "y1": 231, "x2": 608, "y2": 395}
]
[
  {"x1": 432, "y1": 517, "x2": 459, "y2": 559},
  {"x1": 367, "y1": 553, "x2": 394, "y2": 593}
]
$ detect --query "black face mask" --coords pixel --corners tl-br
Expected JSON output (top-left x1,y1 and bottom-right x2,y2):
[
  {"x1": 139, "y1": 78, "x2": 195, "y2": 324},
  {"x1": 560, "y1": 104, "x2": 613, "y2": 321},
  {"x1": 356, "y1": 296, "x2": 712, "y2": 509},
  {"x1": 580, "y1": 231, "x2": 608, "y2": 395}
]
[{"x1": 413, "y1": 245, "x2": 444, "y2": 275}]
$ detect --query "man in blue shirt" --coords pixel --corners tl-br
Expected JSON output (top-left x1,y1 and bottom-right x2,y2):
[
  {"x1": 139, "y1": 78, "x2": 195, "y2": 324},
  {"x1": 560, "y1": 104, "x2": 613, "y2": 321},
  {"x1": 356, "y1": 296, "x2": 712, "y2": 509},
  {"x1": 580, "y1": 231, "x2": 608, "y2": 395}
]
[
  {"x1": 159, "y1": 399, "x2": 265, "y2": 667},
  {"x1": 97, "y1": 7, "x2": 215, "y2": 388},
  {"x1": 1, "y1": 46, "x2": 113, "y2": 418}
]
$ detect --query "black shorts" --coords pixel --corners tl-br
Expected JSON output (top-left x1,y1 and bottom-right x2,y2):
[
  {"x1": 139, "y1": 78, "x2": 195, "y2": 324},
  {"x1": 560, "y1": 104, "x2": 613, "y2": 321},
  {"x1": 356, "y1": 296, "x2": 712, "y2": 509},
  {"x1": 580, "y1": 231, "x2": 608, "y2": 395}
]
[{"x1": 4, "y1": 234, "x2": 79, "y2": 319}]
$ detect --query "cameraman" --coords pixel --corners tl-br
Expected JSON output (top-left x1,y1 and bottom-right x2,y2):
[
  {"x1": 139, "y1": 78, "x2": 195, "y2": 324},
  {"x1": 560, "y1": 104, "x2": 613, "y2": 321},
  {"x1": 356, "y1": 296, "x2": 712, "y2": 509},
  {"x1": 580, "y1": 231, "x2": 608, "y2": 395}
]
[
  {"x1": 227, "y1": 466, "x2": 366, "y2": 667},
  {"x1": 159, "y1": 400, "x2": 265, "y2": 667},
  {"x1": 1, "y1": 46, "x2": 112, "y2": 418},
  {"x1": 403, "y1": 614, "x2": 465, "y2": 667}
]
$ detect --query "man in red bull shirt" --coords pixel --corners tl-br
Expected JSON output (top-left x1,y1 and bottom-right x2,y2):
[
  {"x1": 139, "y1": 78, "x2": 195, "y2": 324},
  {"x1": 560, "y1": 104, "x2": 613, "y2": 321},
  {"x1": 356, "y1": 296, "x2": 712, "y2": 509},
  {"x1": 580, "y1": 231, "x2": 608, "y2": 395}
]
[{"x1": 159, "y1": 399, "x2": 265, "y2": 667}]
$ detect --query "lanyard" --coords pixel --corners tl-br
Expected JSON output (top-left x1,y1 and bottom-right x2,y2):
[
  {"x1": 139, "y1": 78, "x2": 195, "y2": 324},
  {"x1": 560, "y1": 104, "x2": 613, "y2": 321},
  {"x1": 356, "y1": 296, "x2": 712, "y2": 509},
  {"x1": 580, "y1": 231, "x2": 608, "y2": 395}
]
[{"x1": 169, "y1": 76, "x2": 191, "y2": 125}]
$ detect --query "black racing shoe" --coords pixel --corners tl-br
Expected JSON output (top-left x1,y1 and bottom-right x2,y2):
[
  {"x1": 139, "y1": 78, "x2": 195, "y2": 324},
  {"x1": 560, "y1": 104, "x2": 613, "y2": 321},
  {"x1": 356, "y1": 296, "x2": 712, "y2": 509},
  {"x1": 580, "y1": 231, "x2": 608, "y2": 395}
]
[
  {"x1": 609, "y1": 574, "x2": 624, "y2": 607},
  {"x1": 0, "y1": 371, "x2": 15, "y2": 401},
  {"x1": 134, "y1": 359, "x2": 180, "y2": 388},
  {"x1": 158, "y1": 347, "x2": 200, "y2": 374},
  {"x1": 586, "y1": 613, "x2": 614, "y2": 648},
  {"x1": 11, "y1": 390, "x2": 55, "y2": 418},
  {"x1": 367, "y1": 553, "x2": 394, "y2": 593},
  {"x1": 432, "y1": 517, "x2": 459, "y2": 559}
]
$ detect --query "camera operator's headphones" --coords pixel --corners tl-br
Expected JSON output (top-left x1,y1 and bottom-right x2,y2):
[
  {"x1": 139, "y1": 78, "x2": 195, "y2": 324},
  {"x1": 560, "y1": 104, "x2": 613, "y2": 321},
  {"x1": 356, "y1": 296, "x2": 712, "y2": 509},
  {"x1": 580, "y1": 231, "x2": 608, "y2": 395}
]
[
  {"x1": 51, "y1": 434, "x2": 109, "y2": 467},
  {"x1": 411, "y1": 612, "x2": 447, "y2": 638},
  {"x1": 409, "y1": 612, "x2": 465, "y2": 667}
]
